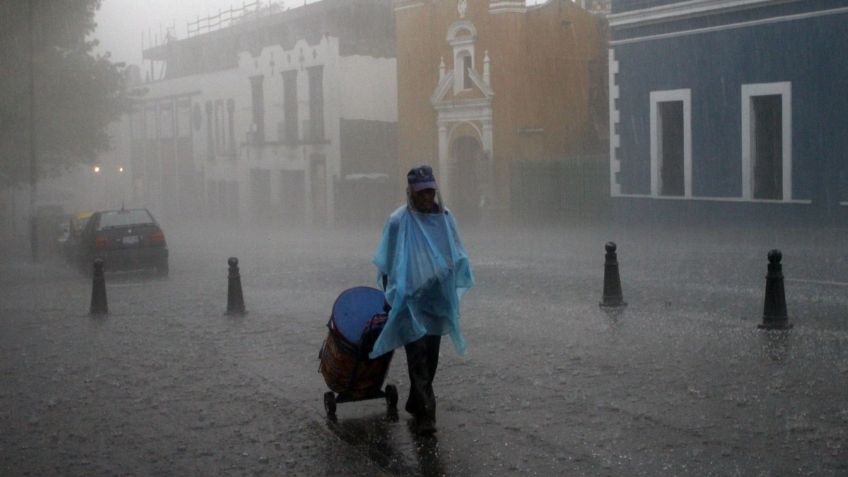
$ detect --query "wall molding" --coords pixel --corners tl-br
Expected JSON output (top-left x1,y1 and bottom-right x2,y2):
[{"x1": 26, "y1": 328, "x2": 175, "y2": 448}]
[
  {"x1": 489, "y1": 1, "x2": 527, "y2": 15},
  {"x1": 609, "y1": 0, "x2": 800, "y2": 28},
  {"x1": 394, "y1": 1, "x2": 425, "y2": 13},
  {"x1": 611, "y1": 6, "x2": 848, "y2": 45},
  {"x1": 614, "y1": 193, "x2": 811, "y2": 204}
]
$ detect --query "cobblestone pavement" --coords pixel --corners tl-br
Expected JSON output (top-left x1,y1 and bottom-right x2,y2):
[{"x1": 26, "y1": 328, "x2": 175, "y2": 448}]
[{"x1": 1, "y1": 221, "x2": 847, "y2": 476}]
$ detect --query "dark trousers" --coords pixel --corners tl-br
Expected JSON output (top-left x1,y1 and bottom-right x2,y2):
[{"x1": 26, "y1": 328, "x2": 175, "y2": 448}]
[{"x1": 404, "y1": 334, "x2": 441, "y2": 421}]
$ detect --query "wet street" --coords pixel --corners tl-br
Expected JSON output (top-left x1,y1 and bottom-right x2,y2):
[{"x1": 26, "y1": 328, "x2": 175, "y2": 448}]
[{"x1": 1, "y1": 220, "x2": 847, "y2": 476}]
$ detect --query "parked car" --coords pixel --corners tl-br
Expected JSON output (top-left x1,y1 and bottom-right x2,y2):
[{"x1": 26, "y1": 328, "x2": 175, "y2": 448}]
[{"x1": 76, "y1": 208, "x2": 168, "y2": 276}]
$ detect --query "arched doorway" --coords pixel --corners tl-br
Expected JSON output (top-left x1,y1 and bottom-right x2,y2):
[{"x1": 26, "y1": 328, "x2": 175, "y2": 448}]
[{"x1": 449, "y1": 136, "x2": 483, "y2": 224}]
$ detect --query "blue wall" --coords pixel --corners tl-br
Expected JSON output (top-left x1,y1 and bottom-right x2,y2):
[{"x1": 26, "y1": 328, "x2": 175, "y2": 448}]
[{"x1": 613, "y1": 6, "x2": 848, "y2": 210}]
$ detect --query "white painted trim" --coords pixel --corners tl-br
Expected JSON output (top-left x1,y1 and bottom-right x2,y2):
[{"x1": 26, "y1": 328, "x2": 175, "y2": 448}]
[
  {"x1": 608, "y1": 48, "x2": 621, "y2": 196},
  {"x1": 430, "y1": 70, "x2": 455, "y2": 105},
  {"x1": 840, "y1": 201, "x2": 848, "y2": 206},
  {"x1": 610, "y1": 7, "x2": 848, "y2": 46},
  {"x1": 438, "y1": 125, "x2": 450, "y2": 200},
  {"x1": 650, "y1": 89, "x2": 692, "y2": 198},
  {"x1": 394, "y1": 2, "x2": 425, "y2": 13},
  {"x1": 447, "y1": 20, "x2": 477, "y2": 43},
  {"x1": 526, "y1": 1, "x2": 551, "y2": 10},
  {"x1": 446, "y1": 20, "x2": 477, "y2": 96},
  {"x1": 741, "y1": 82, "x2": 792, "y2": 201},
  {"x1": 448, "y1": 121, "x2": 483, "y2": 144},
  {"x1": 433, "y1": 101, "x2": 493, "y2": 121},
  {"x1": 467, "y1": 68, "x2": 493, "y2": 97},
  {"x1": 489, "y1": 1, "x2": 527, "y2": 15},
  {"x1": 608, "y1": 0, "x2": 799, "y2": 28},
  {"x1": 435, "y1": 99, "x2": 494, "y2": 203},
  {"x1": 489, "y1": 8, "x2": 527, "y2": 14},
  {"x1": 614, "y1": 193, "x2": 811, "y2": 204},
  {"x1": 454, "y1": 50, "x2": 474, "y2": 95}
]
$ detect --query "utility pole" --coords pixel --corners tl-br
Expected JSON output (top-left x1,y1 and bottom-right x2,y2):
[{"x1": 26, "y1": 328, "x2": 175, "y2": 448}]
[{"x1": 29, "y1": 0, "x2": 39, "y2": 262}]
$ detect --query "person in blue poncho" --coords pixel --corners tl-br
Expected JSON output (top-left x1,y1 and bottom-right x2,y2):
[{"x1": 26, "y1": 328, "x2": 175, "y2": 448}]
[{"x1": 370, "y1": 165, "x2": 474, "y2": 435}]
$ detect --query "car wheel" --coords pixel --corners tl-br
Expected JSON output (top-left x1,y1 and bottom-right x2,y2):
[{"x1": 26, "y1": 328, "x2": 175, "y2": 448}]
[{"x1": 324, "y1": 392, "x2": 336, "y2": 419}]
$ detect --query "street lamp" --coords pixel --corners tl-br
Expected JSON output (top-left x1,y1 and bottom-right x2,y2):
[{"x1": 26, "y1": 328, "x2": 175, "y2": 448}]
[{"x1": 93, "y1": 165, "x2": 101, "y2": 173}]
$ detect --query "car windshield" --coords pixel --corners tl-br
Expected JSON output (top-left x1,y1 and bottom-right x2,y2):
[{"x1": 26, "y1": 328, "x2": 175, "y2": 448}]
[{"x1": 98, "y1": 209, "x2": 155, "y2": 229}]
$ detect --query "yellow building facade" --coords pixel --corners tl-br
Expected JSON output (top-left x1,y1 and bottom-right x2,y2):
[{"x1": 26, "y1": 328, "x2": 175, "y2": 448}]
[{"x1": 395, "y1": 0, "x2": 607, "y2": 223}]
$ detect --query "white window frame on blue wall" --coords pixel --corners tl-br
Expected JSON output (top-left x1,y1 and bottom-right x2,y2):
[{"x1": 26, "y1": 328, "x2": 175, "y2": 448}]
[
  {"x1": 650, "y1": 89, "x2": 692, "y2": 198},
  {"x1": 741, "y1": 81, "x2": 792, "y2": 201}
]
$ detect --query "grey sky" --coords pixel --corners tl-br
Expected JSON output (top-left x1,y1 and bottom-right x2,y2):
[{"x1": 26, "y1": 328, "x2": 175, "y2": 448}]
[
  {"x1": 93, "y1": 0, "x2": 260, "y2": 66},
  {"x1": 93, "y1": 0, "x2": 551, "y2": 67}
]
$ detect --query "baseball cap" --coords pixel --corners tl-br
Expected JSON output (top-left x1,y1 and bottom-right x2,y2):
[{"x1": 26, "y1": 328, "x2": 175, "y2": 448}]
[{"x1": 407, "y1": 165, "x2": 438, "y2": 192}]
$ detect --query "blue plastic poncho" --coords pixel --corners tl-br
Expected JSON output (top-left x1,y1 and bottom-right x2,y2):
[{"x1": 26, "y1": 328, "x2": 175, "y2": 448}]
[{"x1": 368, "y1": 205, "x2": 474, "y2": 359}]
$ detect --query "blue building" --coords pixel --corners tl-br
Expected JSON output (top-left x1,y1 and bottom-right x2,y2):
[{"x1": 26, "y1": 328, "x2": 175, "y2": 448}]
[{"x1": 608, "y1": 0, "x2": 848, "y2": 224}]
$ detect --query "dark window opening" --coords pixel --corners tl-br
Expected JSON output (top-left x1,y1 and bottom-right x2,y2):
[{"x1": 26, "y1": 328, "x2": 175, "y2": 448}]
[
  {"x1": 308, "y1": 66, "x2": 324, "y2": 142},
  {"x1": 227, "y1": 99, "x2": 236, "y2": 154},
  {"x1": 658, "y1": 101, "x2": 684, "y2": 196},
  {"x1": 177, "y1": 100, "x2": 191, "y2": 138},
  {"x1": 205, "y1": 101, "x2": 214, "y2": 160},
  {"x1": 283, "y1": 70, "x2": 299, "y2": 144},
  {"x1": 462, "y1": 54, "x2": 473, "y2": 90},
  {"x1": 310, "y1": 155, "x2": 327, "y2": 225},
  {"x1": 250, "y1": 75, "x2": 265, "y2": 144},
  {"x1": 752, "y1": 95, "x2": 783, "y2": 200},
  {"x1": 214, "y1": 100, "x2": 225, "y2": 153}
]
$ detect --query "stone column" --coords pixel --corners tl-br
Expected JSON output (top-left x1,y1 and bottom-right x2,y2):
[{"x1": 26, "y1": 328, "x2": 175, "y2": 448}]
[
  {"x1": 303, "y1": 146, "x2": 314, "y2": 227},
  {"x1": 438, "y1": 122, "x2": 450, "y2": 205},
  {"x1": 481, "y1": 119, "x2": 495, "y2": 224}
]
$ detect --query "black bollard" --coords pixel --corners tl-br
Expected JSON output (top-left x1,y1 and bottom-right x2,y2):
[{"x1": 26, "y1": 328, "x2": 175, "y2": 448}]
[
  {"x1": 600, "y1": 242, "x2": 627, "y2": 308},
  {"x1": 226, "y1": 257, "x2": 246, "y2": 315},
  {"x1": 90, "y1": 258, "x2": 108, "y2": 315},
  {"x1": 758, "y1": 249, "x2": 792, "y2": 330}
]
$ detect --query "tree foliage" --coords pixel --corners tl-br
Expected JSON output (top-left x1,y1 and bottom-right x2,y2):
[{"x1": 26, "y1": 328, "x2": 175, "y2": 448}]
[{"x1": 0, "y1": 0, "x2": 127, "y2": 187}]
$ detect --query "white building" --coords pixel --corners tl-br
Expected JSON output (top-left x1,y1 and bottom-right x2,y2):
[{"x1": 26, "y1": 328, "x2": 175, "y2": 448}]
[{"x1": 131, "y1": 0, "x2": 398, "y2": 227}]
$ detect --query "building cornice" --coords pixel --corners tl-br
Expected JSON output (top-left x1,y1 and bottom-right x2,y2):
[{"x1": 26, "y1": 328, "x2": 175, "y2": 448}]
[
  {"x1": 608, "y1": 0, "x2": 801, "y2": 28},
  {"x1": 610, "y1": 5, "x2": 848, "y2": 45},
  {"x1": 433, "y1": 100, "x2": 494, "y2": 123},
  {"x1": 489, "y1": 1, "x2": 527, "y2": 15}
]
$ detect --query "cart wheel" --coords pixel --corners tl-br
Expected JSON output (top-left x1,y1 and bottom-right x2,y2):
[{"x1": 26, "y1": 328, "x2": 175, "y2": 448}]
[
  {"x1": 384, "y1": 384, "x2": 398, "y2": 410},
  {"x1": 324, "y1": 392, "x2": 336, "y2": 418}
]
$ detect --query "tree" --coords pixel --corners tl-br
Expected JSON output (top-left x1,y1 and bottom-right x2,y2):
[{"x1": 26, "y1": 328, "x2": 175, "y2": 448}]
[{"x1": 0, "y1": 0, "x2": 127, "y2": 187}]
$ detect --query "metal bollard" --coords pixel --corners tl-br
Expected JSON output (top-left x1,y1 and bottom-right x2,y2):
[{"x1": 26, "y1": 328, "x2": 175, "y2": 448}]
[
  {"x1": 599, "y1": 242, "x2": 627, "y2": 308},
  {"x1": 90, "y1": 258, "x2": 108, "y2": 315},
  {"x1": 758, "y1": 249, "x2": 792, "y2": 330},
  {"x1": 226, "y1": 257, "x2": 246, "y2": 315}
]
